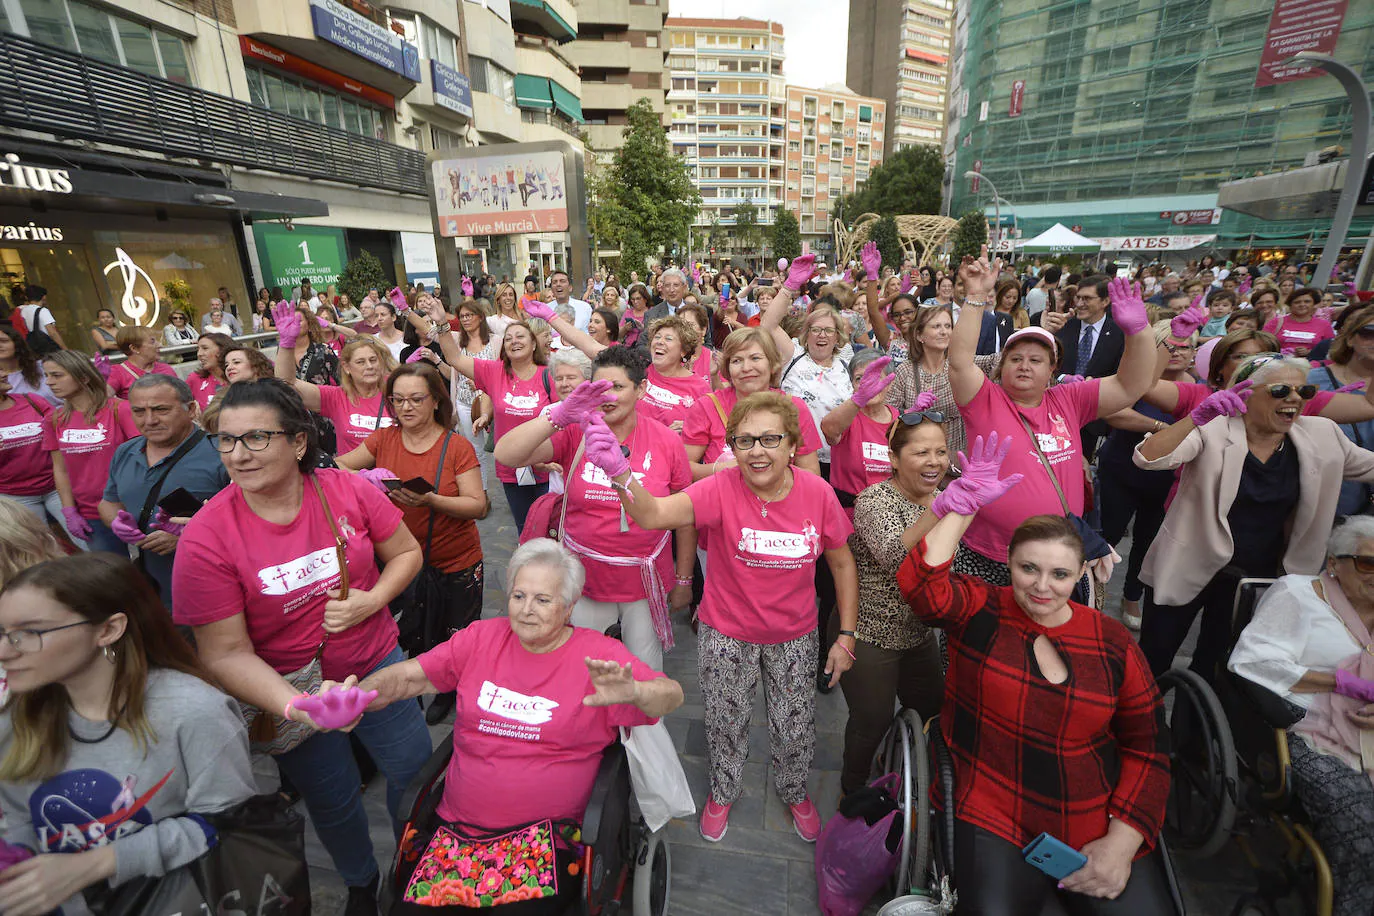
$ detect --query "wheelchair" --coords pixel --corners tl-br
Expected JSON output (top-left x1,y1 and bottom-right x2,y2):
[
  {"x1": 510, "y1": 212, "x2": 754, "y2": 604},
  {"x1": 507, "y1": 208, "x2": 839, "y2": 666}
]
[{"x1": 380, "y1": 728, "x2": 671, "y2": 915}]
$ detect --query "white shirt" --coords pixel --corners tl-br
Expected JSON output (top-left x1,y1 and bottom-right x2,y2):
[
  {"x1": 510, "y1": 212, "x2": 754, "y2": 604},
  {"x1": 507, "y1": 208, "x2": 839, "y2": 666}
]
[
  {"x1": 557, "y1": 297, "x2": 592, "y2": 331},
  {"x1": 1025, "y1": 287, "x2": 1048, "y2": 316}
]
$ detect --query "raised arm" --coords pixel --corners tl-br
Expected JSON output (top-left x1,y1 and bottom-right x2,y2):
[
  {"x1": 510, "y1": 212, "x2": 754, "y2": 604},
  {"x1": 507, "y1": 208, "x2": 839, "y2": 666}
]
[
  {"x1": 1096, "y1": 279, "x2": 1174, "y2": 417},
  {"x1": 949, "y1": 247, "x2": 999, "y2": 406},
  {"x1": 858, "y1": 242, "x2": 891, "y2": 351},
  {"x1": 578, "y1": 413, "x2": 695, "y2": 529},
  {"x1": 495, "y1": 379, "x2": 613, "y2": 469},
  {"x1": 270, "y1": 302, "x2": 323, "y2": 411},
  {"x1": 821, "y1": 356, "x2": 894, "y2": 445},
  {"x1": 1318, "y1": 379, "x2": 1374, "y2": 424},
  {"x1": 401, "y1": 297, "x2": 477, "y2": 381},
  {"x1": 523, "y1": 299, "x2": 606, "y2": 358},
  {"x1": 1136, "y1": 382, "x2": 1249, "y2": 463}
]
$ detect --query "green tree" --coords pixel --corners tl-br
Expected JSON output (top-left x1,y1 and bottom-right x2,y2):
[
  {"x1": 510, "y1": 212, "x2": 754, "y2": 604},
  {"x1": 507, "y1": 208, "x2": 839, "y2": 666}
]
[
  {"x1": 596, "y1": 99, "x2": 702, "y2": 272},
  {"x1": 950, "y1": 210, "x2": 988, "y2": 266},
  {"x1": 337, "y1": 250, "x2": 388, "y2": 305},
  {"x1": 838, "y1": 144, "x2": 944, "y2": 220},
  {"x1": 868, "y1": 215, "x2": 903, "y2": 272},
  {"x1": 769, "y1": 209, "x2": 801, "y2": 264},
  {"x1": 729, "y1": 202, "x2": 762, "y2": 259}
]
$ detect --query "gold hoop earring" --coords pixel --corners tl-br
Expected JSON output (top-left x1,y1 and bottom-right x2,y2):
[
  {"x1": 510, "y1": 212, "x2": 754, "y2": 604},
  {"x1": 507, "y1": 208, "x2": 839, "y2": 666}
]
[{"x1": 104, "y1": 645, "x2": 117, "y2": 664}]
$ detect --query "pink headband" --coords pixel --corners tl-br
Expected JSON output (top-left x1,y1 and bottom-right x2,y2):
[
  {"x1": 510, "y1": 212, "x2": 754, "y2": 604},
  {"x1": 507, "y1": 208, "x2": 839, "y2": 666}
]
[{"x1": 1004, "y1": 326, "x2": 1060, "y2": 357}]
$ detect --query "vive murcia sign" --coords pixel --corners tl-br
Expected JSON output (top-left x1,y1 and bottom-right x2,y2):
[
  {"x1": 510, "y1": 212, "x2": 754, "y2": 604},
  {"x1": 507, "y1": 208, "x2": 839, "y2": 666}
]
[{"x1": 0, "y1": 153, "x2": 74, "y2": 195}]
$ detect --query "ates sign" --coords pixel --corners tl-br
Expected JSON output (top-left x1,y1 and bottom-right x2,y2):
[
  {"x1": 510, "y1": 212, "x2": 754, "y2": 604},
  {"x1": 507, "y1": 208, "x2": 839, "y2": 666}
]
[
  {"x1": 253, "y1": 225, "x2": 348, "y2": 291},
  {"x1": 1255, "y1": 0, "x2": 1348, "y2": 87}
]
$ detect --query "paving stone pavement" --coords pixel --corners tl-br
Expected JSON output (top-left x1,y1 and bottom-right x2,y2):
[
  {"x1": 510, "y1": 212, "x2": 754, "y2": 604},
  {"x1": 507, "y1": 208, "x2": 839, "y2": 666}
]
[{"x1": 300, "y1": 493, "x2": 1292, "y2": 915}]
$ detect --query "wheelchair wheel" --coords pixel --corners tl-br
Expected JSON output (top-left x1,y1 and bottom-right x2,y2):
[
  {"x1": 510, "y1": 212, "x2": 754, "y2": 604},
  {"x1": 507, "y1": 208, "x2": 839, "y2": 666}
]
[
  {"x1": 631, "y1": 829, "x2": 671, "y2": 916},
  {"x1": 880, "y1": 709, "x2": 931, "y2": 896},
  {"x1": 1158, "y1": 667, "x2": 1237, "y2": 858}
]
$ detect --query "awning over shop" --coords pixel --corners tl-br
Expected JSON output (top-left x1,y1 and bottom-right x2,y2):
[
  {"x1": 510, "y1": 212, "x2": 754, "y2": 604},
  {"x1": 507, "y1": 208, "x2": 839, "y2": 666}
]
[
  {"x1": 509, "y1": 0, "x2": 577, "y2": 42},
  {"x1": 514, "y1": 74, "x2": 554, "y2": 110},
  {"x1": 549, "y1": 80, "x2": 584, "y2": 123}
]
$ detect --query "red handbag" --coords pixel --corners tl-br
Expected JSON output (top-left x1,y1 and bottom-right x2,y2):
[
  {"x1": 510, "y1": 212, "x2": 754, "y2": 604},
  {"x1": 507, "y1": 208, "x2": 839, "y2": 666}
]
[{"x1": 518, "y1": 436, "x2": 584, "y2": 544}]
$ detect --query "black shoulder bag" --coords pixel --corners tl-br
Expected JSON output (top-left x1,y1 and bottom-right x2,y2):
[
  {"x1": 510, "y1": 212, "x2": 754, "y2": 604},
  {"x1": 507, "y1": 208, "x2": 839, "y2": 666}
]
[
  {"x1": 398, "y1": 431, "x2": 455, "y2": 656},
  {"x1": 132, "y1": 429, "x2": 206, "y2": 591}
]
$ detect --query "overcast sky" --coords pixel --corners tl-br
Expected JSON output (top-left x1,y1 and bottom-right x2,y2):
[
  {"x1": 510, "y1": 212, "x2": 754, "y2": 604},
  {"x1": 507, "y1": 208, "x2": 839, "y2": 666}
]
[{"x1": 666, "y1": 0, "x2": 850, "y2": 90}]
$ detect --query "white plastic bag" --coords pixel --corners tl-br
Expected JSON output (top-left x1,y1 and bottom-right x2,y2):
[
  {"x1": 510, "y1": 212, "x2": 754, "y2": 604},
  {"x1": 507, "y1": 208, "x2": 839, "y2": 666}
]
[{"x1": 621, "y1": 723, "x2": 695, "y2": 832}]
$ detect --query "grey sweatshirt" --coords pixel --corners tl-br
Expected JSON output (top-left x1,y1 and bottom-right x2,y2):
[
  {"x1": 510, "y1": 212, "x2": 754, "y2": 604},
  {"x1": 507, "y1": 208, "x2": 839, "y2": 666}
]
[{"x1": 0, "y1": 668, "x2": 257, "y2": 913}]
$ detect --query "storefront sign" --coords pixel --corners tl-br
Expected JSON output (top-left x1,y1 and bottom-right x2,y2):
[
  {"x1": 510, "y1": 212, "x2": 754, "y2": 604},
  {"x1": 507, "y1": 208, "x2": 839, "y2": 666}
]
[
  {"x1": 431, "y1": 61, "x2": 474, "y2": 118},
  {"x1": 432, "y1": 151, "x2": 569, "y2": 237},
  {"x1": 1255, "y1": 0, "x2": 1348, "y2": 87},
  {"x1": 401, "y1": 231, "x2": 440, "y2": 286},
  {"x1": 308, "y1": 0, "x2": 421, "y2": 82},
  {"x1": 0, "y1": 153, "x2": 74, "y2": 195},
  {"x1": 240, "y1": 37, "x2": 396, "y2": 109},
  {"x1": 253, "y1": 225, "x2": 348, "y2": 291},
  {"x1": 1159, "y1": 209, "x2": 1222, "y2": 226},
  {"x1": 1009, "y1": 80, "x2": 1025, "y2": 117},
  {"x1": 1, "y1": 221, "x2": 64, "y2": 241},
  {"x1": 104, "y1": 247, "x2": 162, "y2": 327},
  {"x1": 1097, "y1": 235, "x2": 1216, "y2": 251}
]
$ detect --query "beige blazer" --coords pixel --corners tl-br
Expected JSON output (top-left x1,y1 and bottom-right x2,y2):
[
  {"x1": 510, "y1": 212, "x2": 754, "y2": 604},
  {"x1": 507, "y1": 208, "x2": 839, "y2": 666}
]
[{"x1": 1133, "y1": 415, "x2": 1374, "y2": 606}]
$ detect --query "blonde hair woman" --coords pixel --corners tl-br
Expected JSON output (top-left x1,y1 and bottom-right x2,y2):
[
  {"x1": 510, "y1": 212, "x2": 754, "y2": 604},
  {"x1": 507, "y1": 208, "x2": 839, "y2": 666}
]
[{"x1": 0, "y1": 497, "x2": 64, "y2": 590}]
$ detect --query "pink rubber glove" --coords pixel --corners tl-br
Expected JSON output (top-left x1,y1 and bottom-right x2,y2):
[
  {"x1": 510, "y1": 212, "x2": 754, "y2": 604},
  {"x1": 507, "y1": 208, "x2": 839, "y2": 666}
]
[
  {"x1": 850, "y1": 356, "x2": 894, "y2": 407},
  {"x1": 1281, "y1": 347, "x2": 1298, "y2": 357},
  {"x1": 1058, "y1": 374, "x2": 1086, "y2": 385},
  {"x1": 861, "y1": 241, "x2": 881, "y2": 281},
  {"x1": 1170, "y1": 304, "x2": 1208, "y2": 340},
  {"x1": 1237, "y1": 276, "x2": 1253, "y2": 296},
  {"x1": 1338, "y1": 381, "x2": 1368, "y2": 394},
  {"x1": 1317, "y1": 306, "x2": 1334, "y2": 324},
  {"x1": 358, "y1": 467, "x2": 397, "y2": 492},
  {"x1": 842, "y1": 268, "x2": 854, "y2": 284},
  {"x1": 291, "y1": 685, "x2": 378, "y2": 731},
  {"x1": 692, "y1": 267, "x2": 701, "y2": 287},
  {"x1": 148, "y1": 508, "x2": 185, "y2": 537},
  {"x1": 783, "y1": 254, "x2": 817, "y2": 292},
  {"x1": 1334, "y1": 669, "x2": 1374, "y2": 704},
  {"x1": 93, "y1": 354, "x2": 111, "y2": 381},
  {"x1": 1190, "y1": 380, "x2": 1252, "y2": 426},
  {"x1": 930, "y1": 432, "x2": 1023, "y2": 518},
  {"x1": 111, "y1": 509, "x2": 146, "y2": 545},
  {"x1": 0, "y1": 840, "x2": 33, "y2": 872},
  {"x1": 405, "y1": 347, "x2": 434, "y2": 364},
  {"x1": 61, "y1": 507, "x2": 92, "y2": 541},
  {"x1": 899, "y1": 272, "x2": 915, "y2": 294},
  {"x1": 913, "y1": 390, "x2": 937, "y2": 412},
  {"x1": 548, "y1": 379, "x2": 614, "y2": 429},
  {"x1": 272, "y1": 301, "x2": 302, "y2": 349},
  {"x1": 1190, "y1": 292, "x2": 1206, "y2": 312},
  {"x1": 1107, "y1": 277, "x2": 1149, "y2": 335},
  {"x1": 461, "y1": 277, "x2": 474, "y2": 299},
  {"x1": 388, "y1": 287, "x2": 410, "y2": 313},
  {"x1": 583, "y1": 413, "x2": 630, "y2": 478},
  {"x1": 523, "y1": 299, "x2": 556, "y2": 322}
]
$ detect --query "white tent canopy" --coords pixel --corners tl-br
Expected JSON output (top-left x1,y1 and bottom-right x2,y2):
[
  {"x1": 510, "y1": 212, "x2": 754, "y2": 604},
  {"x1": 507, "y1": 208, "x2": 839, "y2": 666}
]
[{"x1": 1018, "y1": 223, "x2": 1103, "y2": 254}]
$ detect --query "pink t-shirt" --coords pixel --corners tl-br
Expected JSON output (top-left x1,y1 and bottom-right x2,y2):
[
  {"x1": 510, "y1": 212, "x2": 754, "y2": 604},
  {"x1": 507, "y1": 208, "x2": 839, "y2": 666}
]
[
  {"x1": 109, "y1": 361, "x2": 177, "y2": 399},
  {"x1": 550, "y1": 416, "x2": 692, "y2": 603},
  {"x1": 187, "y1": 372, "x2": 223, "y2": 409},
  {"x1": 418, "y1": 620, "x2": 660, "y2": 831},
  {"x1": 41, "y1": 399, "x2": 139, "y2": 516},
  {"x1": 639, "y1": 366, "x2": 711, "y2": 431},
  {"x1": 687, "y1": 468, "x2": 851, "y2": 643},
  {"x1": 317, "y1": 386, "x2": 394, "y2": 454},
  {"x1": 681, "y1": 388, "x2": 824, "y2": 463},
  {"x1": 0, "y1": 394, "x2": 54, "y2": 496},
  {"x1": 829, "y1": 406, "x2": 897, "y2": 501},
  {"x1": 471, "y1": 358, "x2": 553, "y2": 484},
  {"x1": 959, "y1": 377, "x2": 1101, "y2": 561},
  {"x1": 172, "y1": 468, "x2": 404, "y2": 680},
  {"x1": 1171, "y1": 380, "x2": 1332, "y2": 421},
  {"x1": 1264, "y1": 315, "x2": 1335, "y2": 353}
]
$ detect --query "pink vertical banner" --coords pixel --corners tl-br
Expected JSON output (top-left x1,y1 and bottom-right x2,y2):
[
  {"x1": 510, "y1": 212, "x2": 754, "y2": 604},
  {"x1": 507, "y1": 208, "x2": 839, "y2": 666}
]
[{"x1": 1009, "y1": 80, "x2": 1025, "y2": 117}]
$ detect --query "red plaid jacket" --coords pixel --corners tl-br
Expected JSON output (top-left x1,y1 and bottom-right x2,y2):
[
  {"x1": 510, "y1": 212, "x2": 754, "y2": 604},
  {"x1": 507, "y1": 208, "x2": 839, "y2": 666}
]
[{"x1": 898, "y1": 543, "x2": 1169, "y2": 853}]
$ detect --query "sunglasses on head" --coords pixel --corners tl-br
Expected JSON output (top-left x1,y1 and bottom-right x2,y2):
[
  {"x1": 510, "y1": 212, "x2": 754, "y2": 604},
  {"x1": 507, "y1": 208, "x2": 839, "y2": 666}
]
[
  {"x1": 1336, "y1": 554, "x2": 1374, "y2": 574},
  {"x1": 895, "y1": 409, "x2": 945, "y2": 428},
  {"x1": 1265, "y1": 384, "x2": 1317, "y2": 400},
  {"x1": 1355, "y1": 326, "x2": 1374, "y2": 340}
]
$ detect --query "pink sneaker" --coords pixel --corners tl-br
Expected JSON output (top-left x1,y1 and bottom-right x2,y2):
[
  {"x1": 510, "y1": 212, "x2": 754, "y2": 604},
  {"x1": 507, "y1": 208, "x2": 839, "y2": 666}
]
[
  {"x1": 789, "y1": 797, "x2": 822, "y2": 842},
  {"x1": 699, "y1": 798, "x2": 732, "y2": 842}
]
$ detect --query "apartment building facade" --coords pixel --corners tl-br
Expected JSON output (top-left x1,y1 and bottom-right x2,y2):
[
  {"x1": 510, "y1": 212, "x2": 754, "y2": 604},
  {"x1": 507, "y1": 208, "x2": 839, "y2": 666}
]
[
  {"x1": 783, "y1": 86, "x2": 886, "y2": 260},
  {"x1": 847, "y1": 0, "x2": 952, "y2": 151},
  {"x1": 565, "y1": 0, "x2": 668, "y2": 156},
  {"x1": 664, "y1": 17, "x2": 786, "y2": 264}
]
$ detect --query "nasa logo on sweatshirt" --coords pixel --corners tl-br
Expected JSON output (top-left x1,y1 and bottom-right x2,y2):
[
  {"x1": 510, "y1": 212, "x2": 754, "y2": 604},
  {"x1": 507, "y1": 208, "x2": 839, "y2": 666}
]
[{"x1": 29, "y1": 768, "x2": 175, "y2": 852}]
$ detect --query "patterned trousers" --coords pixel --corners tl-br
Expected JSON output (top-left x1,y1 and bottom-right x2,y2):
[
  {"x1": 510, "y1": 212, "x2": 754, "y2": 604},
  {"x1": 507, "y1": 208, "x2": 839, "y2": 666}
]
[
  {"x1": 1287, "y1": 732, "x2": 1374, "y2": 916},
  {"x1": 698, "y1": 623, "x2": 818, "y2": 807}
]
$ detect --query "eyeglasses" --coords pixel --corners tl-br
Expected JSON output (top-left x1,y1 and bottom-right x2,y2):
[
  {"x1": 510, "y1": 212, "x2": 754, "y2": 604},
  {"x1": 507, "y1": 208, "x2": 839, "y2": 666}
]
[
  {"x1": 208, "y1": 429, "x2": 290, "y2": 453},
  {"x1": 0, "y1": 620, "x2": 96, "y2": 653},
  {"x1": 891, "y1": 309, "x2": 918, "y2": 322},
  {"x1": 1336, "y1": 555, "x2": 1374, "y2": 574},
  {"x1": 808, "y1": 327, "x2": 838, "y2": 338},
  {"x1": 728, "y1": 433, "x2": 786, "y2": 450},
  {"x1": 1265, "y1": 384, "x2": 1317, "y2": 400},
  {"x1": 1074, "y1": 295, "x2": 1100, "y2": 304},
  {"x1": 898, "y1": 409, "x2": 946, "y2": 426},
  {"x1": 388, "y1": 394, "x2": 432, "y2": 408}
]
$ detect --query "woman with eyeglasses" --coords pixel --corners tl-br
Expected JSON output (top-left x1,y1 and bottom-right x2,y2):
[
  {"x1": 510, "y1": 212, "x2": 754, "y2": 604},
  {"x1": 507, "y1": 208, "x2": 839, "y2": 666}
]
[
  {"x1": 1310, "y1": 304, "x2": 1374, "y2": 518},
  {"x1": 162, "y1": 311, "x2": 199, "y2": 346},
  {"x1": 0, "y1": 554, "x2": 257, "y2": 916},
  {"x1": 337, "y1": 364, "x2": 487, "y2": 725},
  {"x1": 863, "y1": 278, "x2": 920, "y2": 366},
  {"x1": 582, "y1": 390, "x2": 857, "y2": 845},
  {"x1": 172, "y1": 379, "x2": 431, "y2": 915},
  {"x1": 1134, "y1": 353, "x2": 1374, "y2": 681}
]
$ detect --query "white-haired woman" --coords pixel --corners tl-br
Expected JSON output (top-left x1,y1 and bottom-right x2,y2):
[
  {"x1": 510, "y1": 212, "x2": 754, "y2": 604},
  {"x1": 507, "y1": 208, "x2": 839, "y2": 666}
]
[{"x1": 1136, "y1": 353, "x2": 1374, "y2": 680}]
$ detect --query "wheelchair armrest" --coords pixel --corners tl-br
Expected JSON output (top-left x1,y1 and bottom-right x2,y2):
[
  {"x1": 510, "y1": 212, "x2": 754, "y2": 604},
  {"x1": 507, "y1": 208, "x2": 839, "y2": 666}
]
[
  {"x1": 399, "y1": 728, "x2": 455, "y2": 822},
  {"x1": 1233, "y1": 676, "x2": 1304, "y2": 730},
  {"x1": 581, "y1": 742, "x2": 627, "y2": 847}
]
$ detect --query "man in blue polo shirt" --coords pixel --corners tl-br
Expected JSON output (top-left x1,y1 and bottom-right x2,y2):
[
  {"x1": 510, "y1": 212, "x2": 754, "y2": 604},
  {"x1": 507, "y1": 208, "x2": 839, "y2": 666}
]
[{"x1": 99, "y1": 374, "x2": 228, "y2": 605}]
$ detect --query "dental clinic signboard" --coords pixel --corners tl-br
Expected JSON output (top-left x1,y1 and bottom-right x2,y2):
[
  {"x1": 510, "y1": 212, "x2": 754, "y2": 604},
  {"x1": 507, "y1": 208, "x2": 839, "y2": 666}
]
[
  {"x1": 431, "y1": 61, "x2": 473, "y2": 118},
  {"x1": 309, "y1": 0, "x2": 420, "y2": 82}
]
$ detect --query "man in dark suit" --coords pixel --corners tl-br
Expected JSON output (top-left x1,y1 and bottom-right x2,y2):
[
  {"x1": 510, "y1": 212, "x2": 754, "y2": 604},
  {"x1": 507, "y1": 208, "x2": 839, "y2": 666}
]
[{"x1": 1040, "y1": 274, "x2": 1123, "y2": 453}]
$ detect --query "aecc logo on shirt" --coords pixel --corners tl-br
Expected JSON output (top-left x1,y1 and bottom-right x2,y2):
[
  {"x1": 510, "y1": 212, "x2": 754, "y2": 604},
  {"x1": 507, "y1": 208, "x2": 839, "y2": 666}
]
[{"x1": 256, "y1": 547, "x2": 340, "y2": 596}]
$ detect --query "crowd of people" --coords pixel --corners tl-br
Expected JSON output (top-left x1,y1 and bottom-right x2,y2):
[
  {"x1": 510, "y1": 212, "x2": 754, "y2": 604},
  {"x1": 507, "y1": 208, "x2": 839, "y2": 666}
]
[{"x1": 0, "y1": 245, "x2": 1371, "y2": 916}]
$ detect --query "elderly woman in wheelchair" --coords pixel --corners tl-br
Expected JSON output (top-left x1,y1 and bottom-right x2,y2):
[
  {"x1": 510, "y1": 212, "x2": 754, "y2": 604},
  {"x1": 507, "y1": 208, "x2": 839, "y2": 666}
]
[
  {"x1": 357, "y1": 538, "x2": 684, "y2": 913},
  {"x1": 895, "y1": 434, "x2": 1174, "y2": 915},
  {"x1": 1229, "y1": 516, "x2": 1374, "y2": 916}
]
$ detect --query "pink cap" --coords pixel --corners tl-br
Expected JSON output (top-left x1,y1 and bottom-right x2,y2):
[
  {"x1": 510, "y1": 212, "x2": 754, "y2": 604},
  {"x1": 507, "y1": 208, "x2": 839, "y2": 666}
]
[{"x1": 1004, "y1": 326, "x2": 1060, "y2": 357}]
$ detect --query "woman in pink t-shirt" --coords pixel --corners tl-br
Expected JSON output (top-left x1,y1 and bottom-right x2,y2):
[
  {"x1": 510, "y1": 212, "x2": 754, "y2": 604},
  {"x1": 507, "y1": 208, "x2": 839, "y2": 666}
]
[
  {"x1": 357, "y1": 539, "x2": 683, "y2": 908},
  {"x1": 171, "y1": 378, "x2": 432, "y2": 912},
  {"x1": 0, "y1": 371, "x2": 61, "y2": 533},
  {"x1": 1264, "y1": 286, "x2": 1335, "y2": 357},
  {"x1": 948, "y1": 250, "x2": 1159, "y2": 585},
  {"x1": 496, "y1": 347, "x2": 696, "y2": 671},
  {"x1": 108, "y1": 326, "x2": 177, "y2": 400},
  {"x1": 586, "y1": 390, "x2": 858, "y2": 845},
  {"x1": 822, "y1": 350, "x2": 902, "y2": 511},
  {"x1": 273, "y1": 302, "x2": 398, "y2": 455},
  {"x1": 41, "y1": 350, "x2": 139, "y2": 555},
  {"x1": 188, "y1": 332, "x2": 233, "y2": 408}
]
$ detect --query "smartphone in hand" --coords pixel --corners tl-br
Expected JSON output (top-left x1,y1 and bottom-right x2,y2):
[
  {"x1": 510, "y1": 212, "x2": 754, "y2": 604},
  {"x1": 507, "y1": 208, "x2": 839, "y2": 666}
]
[
  {"x1": 157, "y1": 487, "x2": 204, "y2": 518},
  {"x1": 1021, "y1": 833, "x2": 1087, "y2": 880},
  {"x1": 382, "y1": 477, "x2": 434, "y2": 494}
]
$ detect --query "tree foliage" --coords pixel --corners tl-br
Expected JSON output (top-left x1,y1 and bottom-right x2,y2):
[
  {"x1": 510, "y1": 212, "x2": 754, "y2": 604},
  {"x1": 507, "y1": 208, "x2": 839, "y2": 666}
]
[
  {"x1": 837, "y1": 144, "x2": 944, "y2": 221},
  {"x1": 770, "y1": 209, "x2": 801, "y2": 264},
  {"x1": 592, "y1": 99, "x2": 701, "y2": 272},
  {"x1": 730, "y1": 202, "x2": 762, "y2": 255},
  {"x1": 338, "y1": 250, "x2": 388, "y2": 305},
  {"x1": 869, "y1": 215, "x2": 903, "y2": 272},
  {"x1": 950, "y1": 210, "x2": 988, "y2": 266}
]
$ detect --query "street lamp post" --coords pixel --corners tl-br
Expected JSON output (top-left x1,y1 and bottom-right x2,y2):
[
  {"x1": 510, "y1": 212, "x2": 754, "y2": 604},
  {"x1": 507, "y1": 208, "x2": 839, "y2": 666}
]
[
  {"x1": 1286, "y1": 52, "x2": 1371, "y2": 290},
  {"x1": 996, "y1": 196, "x2": 1018, "y2": 263},
  {"x1": 964, "y1": 171, "x2": 1008, "y2": 260}
]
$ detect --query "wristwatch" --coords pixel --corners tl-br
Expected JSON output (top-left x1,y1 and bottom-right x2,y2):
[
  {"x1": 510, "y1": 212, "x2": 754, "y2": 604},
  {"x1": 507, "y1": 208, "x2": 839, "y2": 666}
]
[{"x1": 838, "y1": 629, "x2": 857, "y2": 639}]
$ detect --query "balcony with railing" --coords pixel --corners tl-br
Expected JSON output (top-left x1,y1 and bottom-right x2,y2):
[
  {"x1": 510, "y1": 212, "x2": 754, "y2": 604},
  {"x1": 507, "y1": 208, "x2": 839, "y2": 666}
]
[{"x1": 0, "y1": 31, "x2": 427, "y2": 195}]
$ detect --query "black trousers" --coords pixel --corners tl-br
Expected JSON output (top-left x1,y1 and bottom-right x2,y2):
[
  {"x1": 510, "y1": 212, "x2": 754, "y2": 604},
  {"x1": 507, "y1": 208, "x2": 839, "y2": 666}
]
[
  {"x1": 1096, "y1": 466, "x2": 1171, "y2": 604},
  {"x1": 953, "y1": 820, "x2": 1175, "y2": 916},
  {"x1": 1139, "y1": 570, "x2": 1241, "y2": 681}
]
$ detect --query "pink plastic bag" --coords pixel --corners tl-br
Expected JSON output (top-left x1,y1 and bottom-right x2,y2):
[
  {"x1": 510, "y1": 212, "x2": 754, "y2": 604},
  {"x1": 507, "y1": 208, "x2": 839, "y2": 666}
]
[{"x1": 815, "y1": 773, "x2": 903, "y2": 916}]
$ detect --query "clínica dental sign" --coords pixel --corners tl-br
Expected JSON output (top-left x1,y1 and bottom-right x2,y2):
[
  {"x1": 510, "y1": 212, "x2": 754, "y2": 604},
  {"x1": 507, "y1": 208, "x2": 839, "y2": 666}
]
[{"x1": 0, "y1": 153, "x2": 75, "y2": 195}]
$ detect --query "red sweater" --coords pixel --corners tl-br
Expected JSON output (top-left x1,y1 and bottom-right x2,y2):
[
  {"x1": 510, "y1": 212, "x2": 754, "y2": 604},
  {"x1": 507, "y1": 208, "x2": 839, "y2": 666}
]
[{"x1": 897, "y1": 543, "x2": 1169, "y2": 853}]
